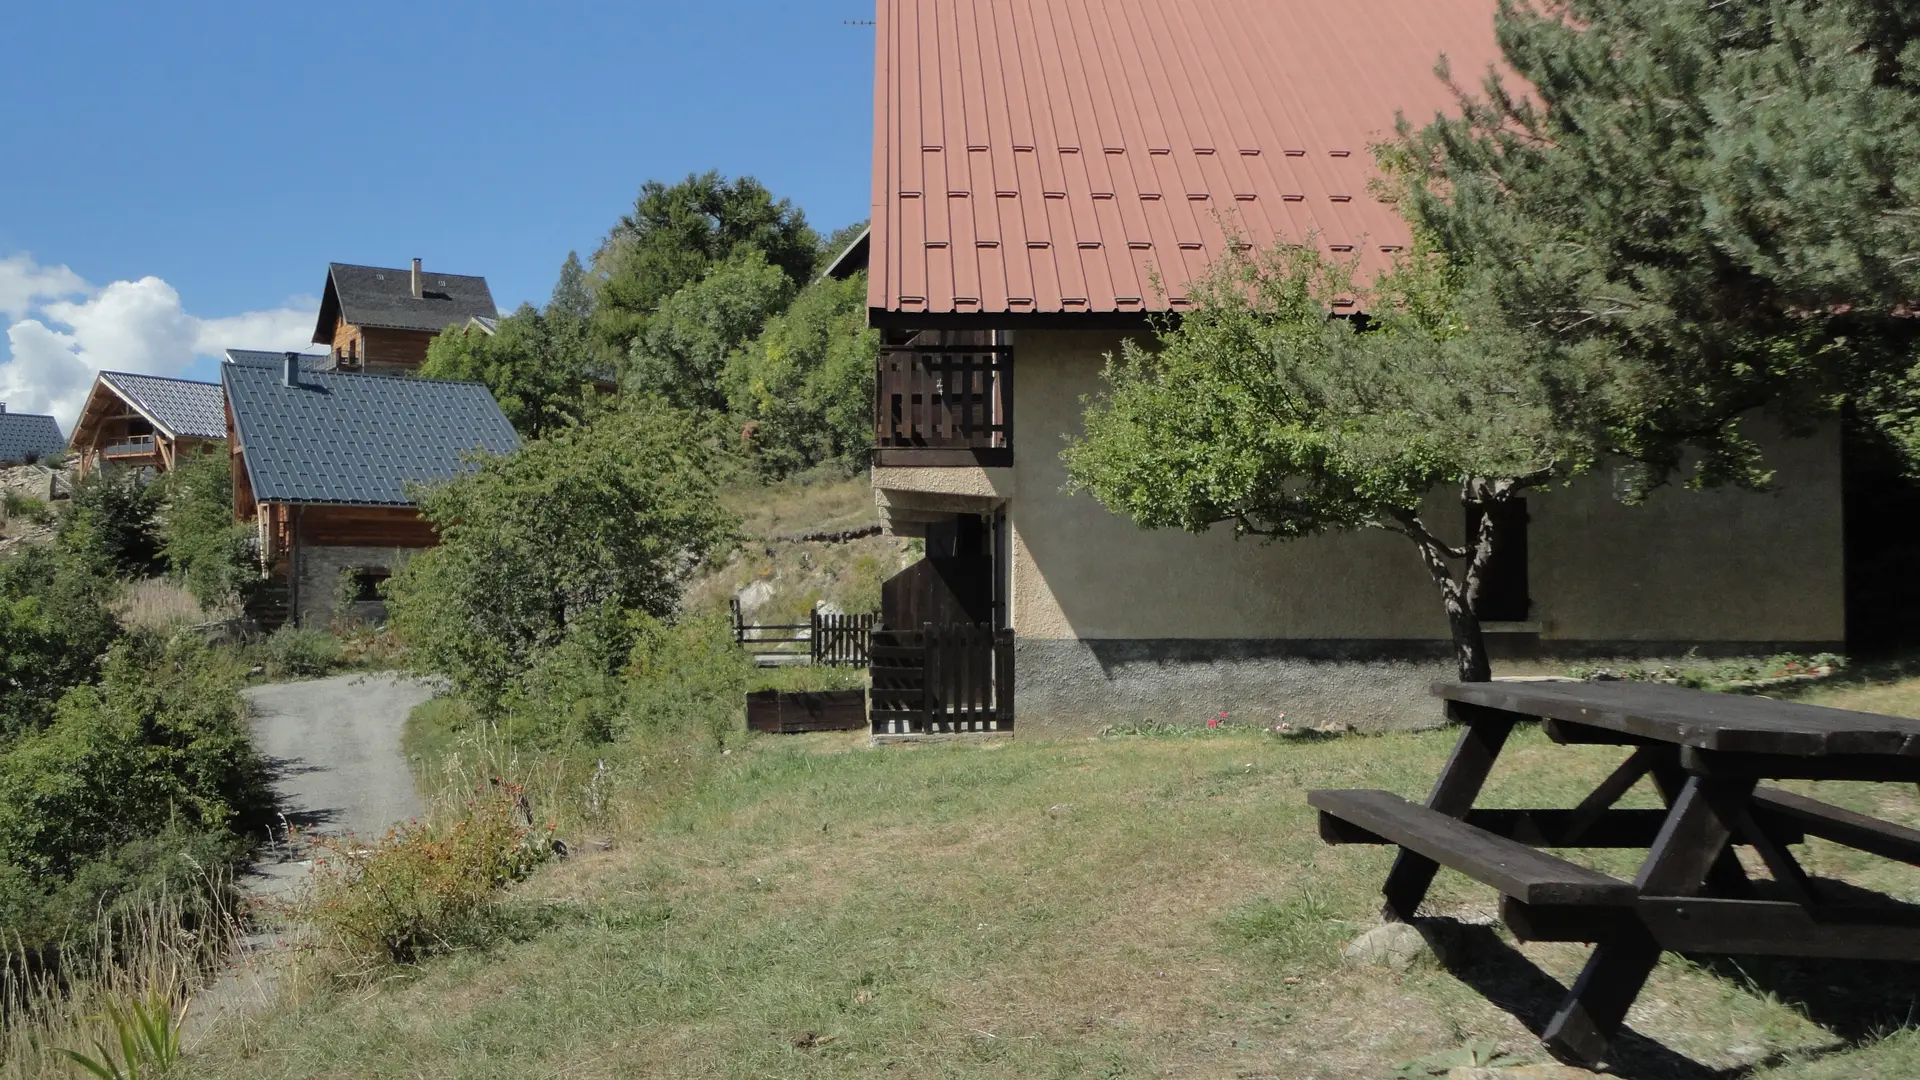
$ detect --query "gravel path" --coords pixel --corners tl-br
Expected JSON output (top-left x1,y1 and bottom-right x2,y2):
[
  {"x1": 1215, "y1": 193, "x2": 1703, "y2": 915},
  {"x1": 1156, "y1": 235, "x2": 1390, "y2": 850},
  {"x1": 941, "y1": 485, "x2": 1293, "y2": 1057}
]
[
  {"x1": 243, "y1": 671, "x2": 438, "y2": 892},
  {"x1": 190, "y1": 671, "x2": 440, "y2": 1036}
]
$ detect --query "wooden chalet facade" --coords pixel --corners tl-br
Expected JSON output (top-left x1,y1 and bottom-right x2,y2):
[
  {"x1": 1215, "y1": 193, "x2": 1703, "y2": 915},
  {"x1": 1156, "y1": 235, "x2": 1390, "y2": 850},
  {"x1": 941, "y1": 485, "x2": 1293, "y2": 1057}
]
[
  {"x1": 312, "y1": 260, "x2": 497, "y2": 373},
  {"x1": 67, "y1": 371, "x2": 226, "y2": 476},
  {"x1": 224, "y1": 354, "x2": 519, "y2": 628}
]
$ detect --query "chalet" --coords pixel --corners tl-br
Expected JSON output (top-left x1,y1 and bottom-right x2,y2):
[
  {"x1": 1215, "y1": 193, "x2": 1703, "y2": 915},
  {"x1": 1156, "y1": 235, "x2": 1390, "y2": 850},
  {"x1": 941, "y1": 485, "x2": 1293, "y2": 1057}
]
[
  {"x1": 312, "y1": 260, "x2": 497, "y2": 373},
  {"x1": 861, "y1": 0, "x2": 1846, "y2": 736},
  {"x1": 67, "y1": 371, "x2": 226, "y2": 475},
  {"x1": 0, "y1": 404, "x2": 65, "y2": 466},
  {"x1": 223, "y1": 354, "x2": 519, "y2": 628}
]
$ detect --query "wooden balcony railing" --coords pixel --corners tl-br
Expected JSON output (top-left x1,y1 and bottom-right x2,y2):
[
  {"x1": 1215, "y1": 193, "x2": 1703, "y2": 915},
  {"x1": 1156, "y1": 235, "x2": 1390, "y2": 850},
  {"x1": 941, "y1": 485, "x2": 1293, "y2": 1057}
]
[
  {"x1": 104, "y1": 435, "x2": 157, "y2": 458},
  {"x1": 874, "y1": 333, "x2": 1012, "y2": 467}
]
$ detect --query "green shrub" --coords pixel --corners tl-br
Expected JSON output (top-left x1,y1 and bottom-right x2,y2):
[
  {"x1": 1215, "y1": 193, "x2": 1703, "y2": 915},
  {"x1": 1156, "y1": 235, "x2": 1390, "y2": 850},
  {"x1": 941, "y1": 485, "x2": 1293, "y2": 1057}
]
[
  {"x1": 258, "y1": 625, "x2": 343, "y2": 679},
  {"x1": 303, "y1": 780, "x2": 553, "y2": 964},
  {"x1": 386, "y1": 401, "x2": 737, "y2": 710},
  {"x1": 0, "y1": 636, "x2": 268, "y2": 885},
  {"x1": 3, "y1": 490, "x2": 53, "y2": 524},
  {"x1": 500, "y1": 609, "x2": 748, "y2": 750},
  {"x1": 58, "y1": 468, "x2": 164, "y2": 578},
  {"x1": 158, "y1": 447, "x2": 259, "y2": 610},
  {"x1": 58, "y1": 989, "x2": 187, "y2": 1080},
  {"x1": 0, "y1": 546, "x2": 122, "y2": 740}
]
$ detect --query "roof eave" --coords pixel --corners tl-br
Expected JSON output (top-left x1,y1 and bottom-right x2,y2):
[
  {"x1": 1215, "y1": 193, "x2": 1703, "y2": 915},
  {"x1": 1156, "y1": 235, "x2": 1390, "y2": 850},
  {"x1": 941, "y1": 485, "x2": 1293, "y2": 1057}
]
[{"x1": 868, "y1": 307, "x2": 1169, "y2": 332}]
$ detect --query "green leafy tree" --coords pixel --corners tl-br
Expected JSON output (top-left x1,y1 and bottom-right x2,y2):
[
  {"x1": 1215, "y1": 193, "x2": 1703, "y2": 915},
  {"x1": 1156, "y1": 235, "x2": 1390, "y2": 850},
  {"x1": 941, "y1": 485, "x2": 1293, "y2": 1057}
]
[
  {"x1": 159, "y1": 445, "x2": 258, "y2": 609},
  {"x1": 591, "y1": 171, "x2": 818, "y2": 351},
  {"x1": 421, "y1": 255, "x2": 605, "y2": 438},
  {"x1": 627, "y1": 249, "x2": 798, "y2": 410},
  {"x1": 384, "y1": 402, "x2": 738, "y2": 709},
  {"x1": 724, "y1": 270, "x2": 879, "y2": 477},
  {"x1": 1066, "y1": 242, "x2": 1600, "y2": 681},
  {"x1": 1395, "y1": 0, "x2": 1920, "y2": 483}
]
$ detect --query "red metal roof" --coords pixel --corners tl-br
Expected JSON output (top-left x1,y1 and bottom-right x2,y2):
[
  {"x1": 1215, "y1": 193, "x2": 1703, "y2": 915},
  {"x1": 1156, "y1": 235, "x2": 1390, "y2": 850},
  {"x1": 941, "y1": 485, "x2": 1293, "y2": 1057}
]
[{"x1": 867, "y1": 0, "x2": 1506, "y2": 323}]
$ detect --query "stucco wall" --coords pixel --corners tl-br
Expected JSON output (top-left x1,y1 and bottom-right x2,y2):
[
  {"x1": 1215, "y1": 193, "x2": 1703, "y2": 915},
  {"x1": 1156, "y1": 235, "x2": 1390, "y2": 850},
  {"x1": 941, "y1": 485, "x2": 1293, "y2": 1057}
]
[
  {"x1": 294, "y1": 545, "x2": 416, "y2": 629},
  {"x1": 1002, "y1": 328, "x2": 1845, "y2": 731}
]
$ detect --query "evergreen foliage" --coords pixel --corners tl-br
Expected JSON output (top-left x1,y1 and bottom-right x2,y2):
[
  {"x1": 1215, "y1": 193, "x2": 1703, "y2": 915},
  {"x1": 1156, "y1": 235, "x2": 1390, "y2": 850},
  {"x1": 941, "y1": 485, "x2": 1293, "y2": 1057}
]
[
  {"x1": 0, "y1": 545, "x2": 121, "y2": 740},
  {"x1": 0, "y1": 635, "x2": 266, "y2": 951},
  {"x1": 57, "y1": 469, "x2": 163, "y2": 579},
  {"x1": 158, "y1": 446, "x2": 257, "y2": 610},
  {"x1": 1395, "y1": 0, "x2": 1920, "y2": 482},
  {"x1": 591, "y1": 171, "x2": 818, "y2": 352}
]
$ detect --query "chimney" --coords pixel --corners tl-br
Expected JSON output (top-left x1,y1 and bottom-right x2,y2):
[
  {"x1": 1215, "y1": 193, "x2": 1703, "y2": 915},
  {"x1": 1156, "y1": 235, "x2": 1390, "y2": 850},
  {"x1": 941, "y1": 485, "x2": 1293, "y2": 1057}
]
[
  {"x1": 0, "y1": 402, "x2": 7, "y2": 413},
  {"x1": 411, "y1": 258, "x2": 423, "y2": 300},
  {"x1": 283, "y1": 351, "x2": 299, "y2": 388}
]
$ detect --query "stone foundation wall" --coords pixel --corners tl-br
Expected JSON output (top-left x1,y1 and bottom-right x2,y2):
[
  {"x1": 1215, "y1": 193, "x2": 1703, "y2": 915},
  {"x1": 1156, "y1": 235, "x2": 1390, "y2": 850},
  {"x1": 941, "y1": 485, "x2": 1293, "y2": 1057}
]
[
  {"x1": 1013, "y1": 638, "x2": 1459, "y2": 737},
  {"x1": 1010, "y1": 637, "x2": 1847, "y2": 737},
  {"x1": 294, "y1": 544, "x2": 418, "y2": 629}
]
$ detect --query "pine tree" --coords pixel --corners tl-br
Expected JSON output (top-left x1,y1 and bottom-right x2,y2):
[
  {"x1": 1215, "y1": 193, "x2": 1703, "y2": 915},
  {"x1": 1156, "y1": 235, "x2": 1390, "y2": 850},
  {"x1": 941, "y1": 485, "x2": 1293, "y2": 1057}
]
[{"x1": 1397, "y1": 0, "x2": 1920, "y2": 482}]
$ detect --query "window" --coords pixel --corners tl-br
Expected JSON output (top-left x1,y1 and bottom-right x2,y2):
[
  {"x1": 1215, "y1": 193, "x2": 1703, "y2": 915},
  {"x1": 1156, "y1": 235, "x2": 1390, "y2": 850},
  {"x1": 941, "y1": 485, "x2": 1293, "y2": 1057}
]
[
  {"x1": 1464, "y1": 499, "x2": 1530, "y2": 622},
  {"x1": 346, "y1": 567, "x2": 390, "y2": 603}
]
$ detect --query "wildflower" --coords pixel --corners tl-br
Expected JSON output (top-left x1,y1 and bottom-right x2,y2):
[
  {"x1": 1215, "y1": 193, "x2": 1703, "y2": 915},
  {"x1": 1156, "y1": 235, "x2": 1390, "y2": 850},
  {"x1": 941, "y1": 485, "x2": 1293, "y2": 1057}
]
[{"x1": 1207, "y1": 716, "x2": 1220, "y2": 729}]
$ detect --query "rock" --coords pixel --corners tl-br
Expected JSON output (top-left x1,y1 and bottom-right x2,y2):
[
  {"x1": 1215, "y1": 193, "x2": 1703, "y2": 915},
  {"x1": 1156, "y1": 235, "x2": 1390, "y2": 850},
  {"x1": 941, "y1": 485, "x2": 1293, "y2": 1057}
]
[
  {"x1": 1448, "y1": 1066, "x2": 1604, "y2": 1080},
  {"x1": 1342, "y1": 921, "x2": 1445, "y2": 972},
  {"x1": 734, "y1": 579, "x2": 776, "y2": 619}
]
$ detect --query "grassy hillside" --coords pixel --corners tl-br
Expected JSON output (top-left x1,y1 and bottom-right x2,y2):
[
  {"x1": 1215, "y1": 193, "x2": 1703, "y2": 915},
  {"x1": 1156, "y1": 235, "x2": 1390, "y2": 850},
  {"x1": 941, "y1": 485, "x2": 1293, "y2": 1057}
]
[
  {"x1": 190, "y1": 673, "x2": 1920, "y2": 1079},
  {"x1": 683, "y1": 473, "x2": 914, "y2": 625}
]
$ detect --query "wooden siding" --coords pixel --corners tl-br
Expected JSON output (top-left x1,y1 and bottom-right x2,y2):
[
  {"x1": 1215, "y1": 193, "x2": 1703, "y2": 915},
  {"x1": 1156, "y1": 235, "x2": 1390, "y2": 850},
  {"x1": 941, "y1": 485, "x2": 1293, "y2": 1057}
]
[
  {"x1": 358, "y1": 327, "x2": 436, "y2": 372},
  {"x1": 287, "y1": 503, "x2": 440, "y2": 547}
]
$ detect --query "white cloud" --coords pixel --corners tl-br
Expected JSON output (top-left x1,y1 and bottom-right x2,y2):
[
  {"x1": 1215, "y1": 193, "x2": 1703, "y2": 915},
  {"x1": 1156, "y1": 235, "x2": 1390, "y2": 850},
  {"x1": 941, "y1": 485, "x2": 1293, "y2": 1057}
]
[
  {"x1": 0, "y1": 254, "x2": 316, "y2": 427},
  {"x1": 0, "y1": 253, "x2": 87, "y2": 321}
]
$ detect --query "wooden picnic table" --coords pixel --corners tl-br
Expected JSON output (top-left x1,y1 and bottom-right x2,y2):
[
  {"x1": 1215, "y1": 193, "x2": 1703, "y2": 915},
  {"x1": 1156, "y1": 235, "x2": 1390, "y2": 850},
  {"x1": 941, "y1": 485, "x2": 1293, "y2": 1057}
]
[{"x1": 1309, "y1": 679, "x2": 1920, "y2": 1067}]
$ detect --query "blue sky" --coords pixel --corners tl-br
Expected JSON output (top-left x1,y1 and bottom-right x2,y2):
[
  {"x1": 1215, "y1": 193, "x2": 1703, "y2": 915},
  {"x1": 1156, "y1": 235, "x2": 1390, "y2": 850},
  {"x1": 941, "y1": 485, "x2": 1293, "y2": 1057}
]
[{"x1": 0, "y1": 1, "x2": 875, "y2": 425}]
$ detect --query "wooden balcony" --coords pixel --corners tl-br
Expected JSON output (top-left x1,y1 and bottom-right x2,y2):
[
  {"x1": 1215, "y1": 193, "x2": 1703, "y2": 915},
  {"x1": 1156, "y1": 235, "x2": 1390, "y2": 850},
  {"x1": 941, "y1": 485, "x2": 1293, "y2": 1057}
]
[
  {"x1": 873, "y1": 333, "x2": 1012, "y2": 467},
  {"x1": 103, "y1": 434, "x2": 157, "y2": 458}
]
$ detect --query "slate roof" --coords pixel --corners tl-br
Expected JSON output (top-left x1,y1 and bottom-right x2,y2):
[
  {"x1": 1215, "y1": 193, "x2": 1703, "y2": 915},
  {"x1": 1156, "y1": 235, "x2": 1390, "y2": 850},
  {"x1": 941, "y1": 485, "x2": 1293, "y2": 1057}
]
[
  {"x1": 222, "y1": 365, "x2": 520, "y2": 506},
  {"x1": 867, "y1": 0, "x2": 1507, "y2": 323},
  {"x1": 0, "y1": 409, "x2": 64, "y2": 463},
  {"x1": 94, "y1": 372, "x2": 227, "y2": 439},
  {"x1": 313, "y1": 263, "x2": 497, "y2": 343},
  {"x1": 225, "y1": 348, "x2": 337, "y2": 373}
]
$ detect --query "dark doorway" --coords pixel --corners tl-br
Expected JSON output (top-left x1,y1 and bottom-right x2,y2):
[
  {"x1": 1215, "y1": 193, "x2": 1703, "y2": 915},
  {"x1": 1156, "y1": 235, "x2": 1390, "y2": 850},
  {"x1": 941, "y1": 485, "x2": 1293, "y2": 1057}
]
[
  {"x1": 882, "y1": 513, "x2": 997, "y2": 629},
  {"x1": 1844, "y1": 420, "x2": 1920, "y2": 654},
  {"x1": 1465, "y1": 498, "x2": 1531, "y2": 622}
]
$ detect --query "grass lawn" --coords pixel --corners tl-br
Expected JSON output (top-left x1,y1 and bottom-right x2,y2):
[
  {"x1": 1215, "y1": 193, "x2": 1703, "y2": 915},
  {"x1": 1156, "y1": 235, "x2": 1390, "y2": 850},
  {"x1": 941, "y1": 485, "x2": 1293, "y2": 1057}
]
[{"x1": 194, "y1": 681, "x2": 1920, "y2": 1079}]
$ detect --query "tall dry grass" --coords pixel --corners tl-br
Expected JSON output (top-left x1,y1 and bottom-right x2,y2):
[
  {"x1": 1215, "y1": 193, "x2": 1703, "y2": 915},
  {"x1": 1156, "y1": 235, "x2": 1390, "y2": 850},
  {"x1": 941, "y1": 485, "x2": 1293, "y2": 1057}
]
[
  {"x1": 1, "y1": 878, "x2": 242, "y2": 1080},
  {"x1": 113, "y1": 578, "x2": 239, "y2": 633}
]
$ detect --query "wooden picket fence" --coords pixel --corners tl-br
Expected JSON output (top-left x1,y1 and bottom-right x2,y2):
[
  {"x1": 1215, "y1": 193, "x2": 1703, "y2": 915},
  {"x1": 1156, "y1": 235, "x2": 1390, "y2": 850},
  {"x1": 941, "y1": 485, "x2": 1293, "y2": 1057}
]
[
  {"x1": 729, "y1": 599, "x2": 874, "y2": 667},
  {"x1": 868, "y1": 623, "x2": 1014, "y2": 736}
]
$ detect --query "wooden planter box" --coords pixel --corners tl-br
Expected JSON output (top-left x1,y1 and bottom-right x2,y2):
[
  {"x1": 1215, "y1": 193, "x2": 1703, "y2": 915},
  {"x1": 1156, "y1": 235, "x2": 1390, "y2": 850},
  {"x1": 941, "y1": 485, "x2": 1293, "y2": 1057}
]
[{"x1": 745, "y1": 689, "x2": 868, "y2": 734}]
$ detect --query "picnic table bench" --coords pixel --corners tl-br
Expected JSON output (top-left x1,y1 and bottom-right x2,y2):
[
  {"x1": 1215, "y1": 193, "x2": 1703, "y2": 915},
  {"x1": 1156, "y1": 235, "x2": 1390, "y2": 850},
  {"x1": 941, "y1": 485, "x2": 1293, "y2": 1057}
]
[{"x1": 1310, "y1": 679, "x2": 1920, "y2": 1067}]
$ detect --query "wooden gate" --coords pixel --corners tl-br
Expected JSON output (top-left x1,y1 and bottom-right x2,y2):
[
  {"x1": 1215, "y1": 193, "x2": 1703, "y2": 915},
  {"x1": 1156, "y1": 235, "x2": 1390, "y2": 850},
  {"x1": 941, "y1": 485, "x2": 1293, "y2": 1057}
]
[{"x1": 869, "y1": 623, "x2": 1014, "y2": 735}]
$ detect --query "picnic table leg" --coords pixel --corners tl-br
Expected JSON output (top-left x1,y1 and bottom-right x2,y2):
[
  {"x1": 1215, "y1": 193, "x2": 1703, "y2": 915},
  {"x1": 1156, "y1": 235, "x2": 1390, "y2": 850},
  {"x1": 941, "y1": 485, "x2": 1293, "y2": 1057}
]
[
  {"x1": 1542, "y1": 773, "x2": 1749, "y2": 1066},
  {"x1": 1380, "y1": 703, "x2": 1516, "y2": 921},
  {"x1": 1650, "y1": 757, "x2": 1753, "y2": 898}
]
